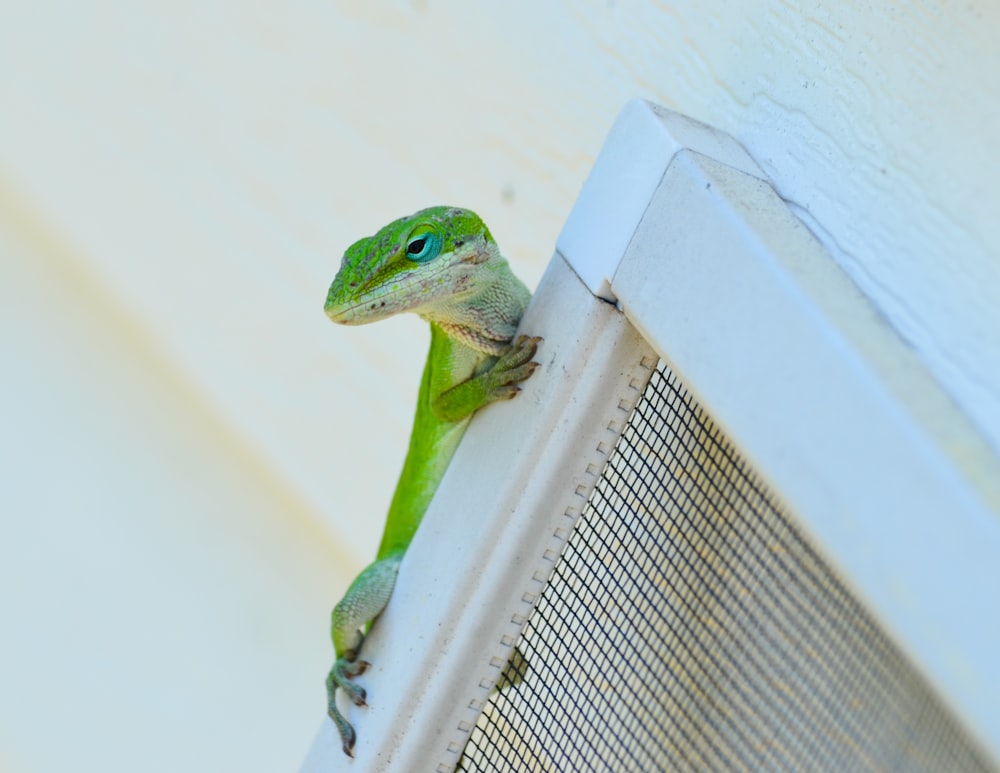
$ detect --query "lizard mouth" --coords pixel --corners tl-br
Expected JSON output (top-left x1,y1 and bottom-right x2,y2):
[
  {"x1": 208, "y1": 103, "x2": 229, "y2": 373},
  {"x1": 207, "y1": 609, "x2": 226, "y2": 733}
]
[
  {"x1": 323, "y1": 296, "x2": 384, "y2": 325},
  {"x1": 325, "y1": 281, "x2": 432, "y2": 325},
  {"x1": 325, "y1": 259, "x2": 474, "y2": 325},
  {"x1": 323, "y1": 279, "x2": 397, "y2": 324}
]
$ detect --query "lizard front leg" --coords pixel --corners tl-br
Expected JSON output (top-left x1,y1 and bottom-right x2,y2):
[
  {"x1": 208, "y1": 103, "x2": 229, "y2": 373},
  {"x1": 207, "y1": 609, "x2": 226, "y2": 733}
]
[
  {"x1": 432, "y1": 335, "x2": 542, "y2": 423},
  {"x1": 327, "y1": 554, "x2": 402, "y2": 756}
]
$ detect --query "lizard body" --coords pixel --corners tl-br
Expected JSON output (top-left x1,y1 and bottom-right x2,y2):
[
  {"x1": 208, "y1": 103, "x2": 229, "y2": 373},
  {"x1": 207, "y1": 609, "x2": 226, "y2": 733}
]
[{"x1": 323, "y1": 206, "x2": 539, "y2": 756}]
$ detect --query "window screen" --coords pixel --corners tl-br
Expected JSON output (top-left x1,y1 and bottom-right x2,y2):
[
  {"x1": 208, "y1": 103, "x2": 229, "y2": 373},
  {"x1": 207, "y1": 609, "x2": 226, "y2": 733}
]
[{"x1": 459, "y1": 361, "x2": 991, "y2": 772}]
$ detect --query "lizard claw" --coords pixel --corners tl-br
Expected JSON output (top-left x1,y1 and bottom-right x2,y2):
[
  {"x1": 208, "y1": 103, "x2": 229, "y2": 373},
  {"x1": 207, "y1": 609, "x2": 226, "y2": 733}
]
[
  {"x1": 349, "y1": 659, "x2": 371, "y2": 677},
  {"x1": 505, "y1": 335, "x2": 542, "y2": 368},
  {"x1": 331, "y1": 657, "x2": 368, "y2": 706},
  {"x1": 487, "y1": 335, "x2": 542, "y2": 401}
]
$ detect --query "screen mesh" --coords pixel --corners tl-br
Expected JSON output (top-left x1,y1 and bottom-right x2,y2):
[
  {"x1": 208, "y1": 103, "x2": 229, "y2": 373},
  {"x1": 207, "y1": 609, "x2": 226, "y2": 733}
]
[{"x1": 459, "y1": 361, "x2": 991, "y2": 772}]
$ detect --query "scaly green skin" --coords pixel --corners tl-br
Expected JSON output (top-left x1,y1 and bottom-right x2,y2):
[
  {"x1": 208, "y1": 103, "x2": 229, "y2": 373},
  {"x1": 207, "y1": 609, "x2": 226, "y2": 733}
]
[{"x1": 323, "y1": 206, "x2": 540, "y2": 756}]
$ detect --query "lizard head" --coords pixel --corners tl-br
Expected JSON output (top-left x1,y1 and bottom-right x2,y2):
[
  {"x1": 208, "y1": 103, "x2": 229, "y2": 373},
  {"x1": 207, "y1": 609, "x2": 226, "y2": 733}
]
[{"x1": 324, "y1": 206, "x2": 503, "y2": 325}]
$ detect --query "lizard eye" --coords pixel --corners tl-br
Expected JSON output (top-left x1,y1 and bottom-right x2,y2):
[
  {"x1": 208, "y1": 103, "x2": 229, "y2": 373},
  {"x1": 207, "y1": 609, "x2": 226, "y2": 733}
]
[{"x1": 405, "y1": 231, "x2": 442, "y2": 263}]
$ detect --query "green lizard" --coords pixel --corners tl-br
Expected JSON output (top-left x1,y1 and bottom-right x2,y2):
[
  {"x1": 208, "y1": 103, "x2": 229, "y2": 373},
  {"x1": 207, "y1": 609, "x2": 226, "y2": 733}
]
[{"x1": 323, "y1": 206, "x2": 540, "y2": 757}]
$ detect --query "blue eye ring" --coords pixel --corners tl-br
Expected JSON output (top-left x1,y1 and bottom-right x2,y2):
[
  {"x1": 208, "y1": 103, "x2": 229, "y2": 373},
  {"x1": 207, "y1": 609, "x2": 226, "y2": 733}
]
[{"x1": 405, "y1": 230, "x2": 442, "y2": 263}]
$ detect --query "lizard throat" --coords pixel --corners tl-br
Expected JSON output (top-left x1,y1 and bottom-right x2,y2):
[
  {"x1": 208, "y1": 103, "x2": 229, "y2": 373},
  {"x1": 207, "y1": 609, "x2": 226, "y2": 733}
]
[{"x1": 434, "y1": 321, "x2": 511, "y2": 356}]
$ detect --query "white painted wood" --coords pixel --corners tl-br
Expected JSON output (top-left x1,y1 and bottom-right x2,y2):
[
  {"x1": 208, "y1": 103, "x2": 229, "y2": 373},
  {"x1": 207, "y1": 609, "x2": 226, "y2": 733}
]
[
  {"x1": 0, "y1": 203, "x2": 351, "y2": 772},
  {"x1": 557, "y1": 99, "x2": 764, "y2": 300}
]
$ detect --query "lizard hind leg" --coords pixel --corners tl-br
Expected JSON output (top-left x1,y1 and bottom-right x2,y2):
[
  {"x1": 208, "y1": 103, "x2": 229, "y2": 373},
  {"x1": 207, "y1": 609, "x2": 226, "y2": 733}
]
[{"x1": 326, "y1": 554, "x2": 402, "y2": 756}]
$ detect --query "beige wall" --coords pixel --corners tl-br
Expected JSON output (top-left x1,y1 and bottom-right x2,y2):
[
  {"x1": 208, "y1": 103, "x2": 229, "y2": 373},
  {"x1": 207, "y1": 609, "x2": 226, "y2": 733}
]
[{"x1": 1, "y1": 3, "x2": 997, "y2": 771}]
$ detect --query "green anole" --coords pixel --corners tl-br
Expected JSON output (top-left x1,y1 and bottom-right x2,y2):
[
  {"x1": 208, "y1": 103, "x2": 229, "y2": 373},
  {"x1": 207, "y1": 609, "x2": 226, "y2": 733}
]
[{"x1": 323, "y1": 206, "x2": 540, "y2": 757}]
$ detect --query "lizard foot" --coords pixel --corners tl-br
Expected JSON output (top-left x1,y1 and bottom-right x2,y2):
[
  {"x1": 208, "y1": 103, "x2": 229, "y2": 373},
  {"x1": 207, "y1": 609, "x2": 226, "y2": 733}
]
[
  {"x1": 486, "y1": 335, "x2": 543, "y2": 401},
  {"x1": 326, "y1": 656, "x2": 371, "y2": 757}
]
